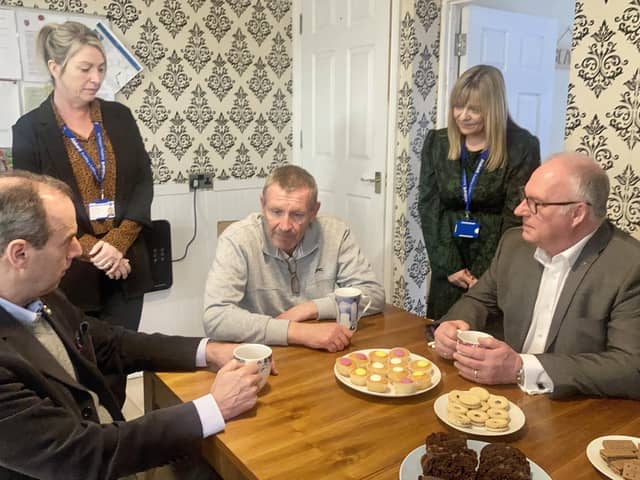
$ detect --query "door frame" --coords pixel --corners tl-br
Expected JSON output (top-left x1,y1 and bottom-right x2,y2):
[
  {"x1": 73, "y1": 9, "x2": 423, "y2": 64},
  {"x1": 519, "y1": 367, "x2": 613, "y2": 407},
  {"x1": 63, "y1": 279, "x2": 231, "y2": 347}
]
[
  {"x1": 436, "y1": 0, "x2": 472, "y2": 129},
  {"x1": 291, "y1": 1, "x2": 401, "y2": 298}
]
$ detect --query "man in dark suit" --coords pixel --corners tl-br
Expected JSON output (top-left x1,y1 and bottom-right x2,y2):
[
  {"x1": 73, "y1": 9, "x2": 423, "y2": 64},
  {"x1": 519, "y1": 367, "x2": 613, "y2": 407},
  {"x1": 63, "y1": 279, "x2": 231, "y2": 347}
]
[
  {"x1": 0, "y1": 171, "x2": 262, "y2": 478},
  {"x1": 433, "y1": 152, "x2": 640, "y2": 399}
]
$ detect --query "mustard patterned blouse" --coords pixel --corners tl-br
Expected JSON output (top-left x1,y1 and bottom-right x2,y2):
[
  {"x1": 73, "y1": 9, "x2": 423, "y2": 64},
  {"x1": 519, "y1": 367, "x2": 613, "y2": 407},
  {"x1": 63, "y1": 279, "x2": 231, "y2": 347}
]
[{"x1": 53, "y1": 99, "x2": 141, "y2": 259}]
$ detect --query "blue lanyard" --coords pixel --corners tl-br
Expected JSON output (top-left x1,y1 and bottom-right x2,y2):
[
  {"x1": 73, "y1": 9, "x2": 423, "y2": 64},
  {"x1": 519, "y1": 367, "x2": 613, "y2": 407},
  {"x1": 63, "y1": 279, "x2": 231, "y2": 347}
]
[
  {"x1": 62, "y1": 122, "x2": 106, "y2": 199},
  {"x1": 461, "y1": 145, "x2": 489, "y2": 216}
]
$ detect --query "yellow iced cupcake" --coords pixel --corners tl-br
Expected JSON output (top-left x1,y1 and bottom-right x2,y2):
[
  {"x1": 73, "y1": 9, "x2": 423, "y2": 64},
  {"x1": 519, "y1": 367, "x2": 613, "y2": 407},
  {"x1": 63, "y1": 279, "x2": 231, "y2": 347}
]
[
  {"x1": 368, "y1": 350, "x2": 389, "y2": 364},
  {"x1": 350, "y1": 367, "x2": 368, "y2": 386},
  {"x1": 410, "y1": 358, "x2": 432, "y2": 374},
  {"x1": 410, "y1": 370, "x2": 431, "y2": 389}
]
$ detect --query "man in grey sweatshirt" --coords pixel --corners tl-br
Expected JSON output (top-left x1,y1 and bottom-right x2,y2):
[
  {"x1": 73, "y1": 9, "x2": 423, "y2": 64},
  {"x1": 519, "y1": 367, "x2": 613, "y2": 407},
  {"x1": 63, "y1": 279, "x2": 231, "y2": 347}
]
[{"x1": 203, "y1": 166, "x2": 385, "y2": 352}]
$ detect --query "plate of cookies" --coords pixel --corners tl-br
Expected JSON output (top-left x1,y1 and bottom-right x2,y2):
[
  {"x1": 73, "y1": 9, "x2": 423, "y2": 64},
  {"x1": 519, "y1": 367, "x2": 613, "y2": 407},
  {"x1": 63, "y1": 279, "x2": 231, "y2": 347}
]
[
  {"x1": 333, "y1": 348, "x2": 441, "y2": 397},
  {"x1": 586, "y1": 435, "x2": 640, "y2": 480},
  {"x1": 433, "y1": 387, "x2": 525, "y2": 436},
  {"x1": 399, "y1": 431, "x2": 551, "y2": 479}
]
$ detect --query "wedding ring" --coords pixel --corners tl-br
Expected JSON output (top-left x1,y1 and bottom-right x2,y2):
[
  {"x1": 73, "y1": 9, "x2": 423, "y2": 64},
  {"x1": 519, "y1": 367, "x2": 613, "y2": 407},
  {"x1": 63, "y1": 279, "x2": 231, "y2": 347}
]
[{"x1": 474, "y1": 369, "x2": 478, "y2": 379}]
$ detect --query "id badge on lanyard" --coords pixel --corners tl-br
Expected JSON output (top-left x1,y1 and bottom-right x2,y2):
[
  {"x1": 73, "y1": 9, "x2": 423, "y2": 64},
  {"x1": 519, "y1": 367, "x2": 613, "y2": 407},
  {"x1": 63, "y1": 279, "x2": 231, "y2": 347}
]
[
  {"x1": 88, "y1": 199, "x2": 116, "y2": 220},
  {"x1": 453, "y1": 147, "x2": 488, "y2": 240},
  {"x1": 62, "y1": 122, "x2": 115, "y2": 221}
]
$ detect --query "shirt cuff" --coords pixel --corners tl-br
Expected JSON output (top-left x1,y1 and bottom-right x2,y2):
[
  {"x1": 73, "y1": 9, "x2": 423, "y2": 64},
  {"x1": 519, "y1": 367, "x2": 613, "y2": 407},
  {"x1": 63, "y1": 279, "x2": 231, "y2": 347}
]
[
  {"x1": 518, "y1": 354, "x2": 554, "y2": 395},
  {"x1": 195, "y1": 338, "x2": 210, "y2": 368},
  {"x1": 192, "y1": 394, "x2": 225, "y2": 437},
  {"x1": 314, "y1": 297, "x2": 335, "y2": 319}
]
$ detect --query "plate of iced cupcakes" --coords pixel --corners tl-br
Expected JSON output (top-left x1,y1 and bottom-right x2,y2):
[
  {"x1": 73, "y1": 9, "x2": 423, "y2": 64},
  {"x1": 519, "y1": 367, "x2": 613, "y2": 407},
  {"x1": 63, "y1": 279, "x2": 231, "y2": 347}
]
[{"x1": 333, "y1": 347, "x2": 441, "y2": 397}]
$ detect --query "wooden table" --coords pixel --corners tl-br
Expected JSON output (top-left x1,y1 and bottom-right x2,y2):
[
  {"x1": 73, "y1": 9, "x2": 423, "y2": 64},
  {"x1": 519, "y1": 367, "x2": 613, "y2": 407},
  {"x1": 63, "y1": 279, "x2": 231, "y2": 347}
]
[{"x1": 144, "y1": 306, "x2": 640, "y2": 479}]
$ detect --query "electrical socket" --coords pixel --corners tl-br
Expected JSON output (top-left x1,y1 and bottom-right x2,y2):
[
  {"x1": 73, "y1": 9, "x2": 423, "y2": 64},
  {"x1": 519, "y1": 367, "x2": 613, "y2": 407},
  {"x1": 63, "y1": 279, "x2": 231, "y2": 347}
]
[{"x1": 188, "y1": 173, "x2": 213, "y2": 191}]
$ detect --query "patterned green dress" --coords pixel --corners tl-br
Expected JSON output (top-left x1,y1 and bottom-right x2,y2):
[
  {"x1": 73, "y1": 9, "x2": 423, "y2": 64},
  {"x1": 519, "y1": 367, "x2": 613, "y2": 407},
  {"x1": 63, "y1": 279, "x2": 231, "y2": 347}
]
[{"x1": 418, "y1": 124, "x2": 540, "y2": 319}]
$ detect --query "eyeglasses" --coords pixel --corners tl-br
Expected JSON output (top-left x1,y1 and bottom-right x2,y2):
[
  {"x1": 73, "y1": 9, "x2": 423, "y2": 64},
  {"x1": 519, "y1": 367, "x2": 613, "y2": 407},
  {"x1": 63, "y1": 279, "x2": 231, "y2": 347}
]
[
  {"x1": 286, "y1": 257, "x2": 300, "y2": 295},
  {"x1": 518, "y1": 186, "x2": 590, "y2": 215}
]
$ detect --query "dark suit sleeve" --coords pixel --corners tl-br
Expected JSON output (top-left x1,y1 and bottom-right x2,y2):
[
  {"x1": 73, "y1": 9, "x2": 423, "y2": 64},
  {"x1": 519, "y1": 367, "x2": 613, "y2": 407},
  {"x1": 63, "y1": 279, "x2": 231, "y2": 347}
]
[
  {"x1": 47, "y1": 289, "x2": 201, "y2": 376},
  {"x1": 0, "y1": 364, "x2": 203, "y2": 479}
]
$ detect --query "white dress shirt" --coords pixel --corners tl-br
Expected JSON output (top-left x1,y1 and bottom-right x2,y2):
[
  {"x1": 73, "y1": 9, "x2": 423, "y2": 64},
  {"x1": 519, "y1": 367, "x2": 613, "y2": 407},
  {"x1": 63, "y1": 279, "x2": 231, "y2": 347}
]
[{"x1": 519, "y1": 230, "x2": 596, "y2": 394}]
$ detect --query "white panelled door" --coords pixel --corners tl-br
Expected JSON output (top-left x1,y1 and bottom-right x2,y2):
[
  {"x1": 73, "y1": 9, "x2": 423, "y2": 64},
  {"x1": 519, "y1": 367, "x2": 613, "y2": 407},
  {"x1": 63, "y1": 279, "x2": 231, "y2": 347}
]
[
  {"x1": 460, "y1": 5, "x2": 557, "y2": 158},
  {"x1": 300, "y1": 0, "x2": 390, "y2": 282}
]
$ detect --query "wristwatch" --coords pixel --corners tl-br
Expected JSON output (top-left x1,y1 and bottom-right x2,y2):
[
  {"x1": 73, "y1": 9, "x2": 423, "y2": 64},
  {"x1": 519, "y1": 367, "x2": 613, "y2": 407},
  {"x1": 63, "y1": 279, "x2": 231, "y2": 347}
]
[{"x1": 516, "y1": 366, "x2": 525, "y2": 387}]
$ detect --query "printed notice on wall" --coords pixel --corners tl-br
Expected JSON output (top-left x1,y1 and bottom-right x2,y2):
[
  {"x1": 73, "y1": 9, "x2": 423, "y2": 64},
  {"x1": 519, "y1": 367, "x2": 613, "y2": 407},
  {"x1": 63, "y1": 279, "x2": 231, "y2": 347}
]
[
  {"x1": 16, "y1": 10, "x2": 65, "y2": 83},
  {"x1": 0, "y1": 10, "x2": 20, "y2": 80},
  {"x1": 21, "y1": 82, "x2": 53, "y2": 113},
  {"x1": 0, "y1": 81, "x2": 21, "y2": 146},
  {"x1": 95, "y1": 22, "x2": 142, "y2": 95}
]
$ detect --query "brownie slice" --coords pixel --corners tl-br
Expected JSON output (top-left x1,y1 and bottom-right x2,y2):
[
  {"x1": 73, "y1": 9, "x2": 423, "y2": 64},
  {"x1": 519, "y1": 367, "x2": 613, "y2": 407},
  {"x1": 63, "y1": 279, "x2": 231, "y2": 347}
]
[
  {"x1": 420, "y1": 432, "x2": 477, "y2": 480},
  {"x1": 426, "y1": 431, "x2": 467, "y2": 450},
  {"x1": 476, "y1": 443, "x2": 531, "y2": 480},
  {"x1": 421, "y1": 447, "x2": 477, "y2": 480}
]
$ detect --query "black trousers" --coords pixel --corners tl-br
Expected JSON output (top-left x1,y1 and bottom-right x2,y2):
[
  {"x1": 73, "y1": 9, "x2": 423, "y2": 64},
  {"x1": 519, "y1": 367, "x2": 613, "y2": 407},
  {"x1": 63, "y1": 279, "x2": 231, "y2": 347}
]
[{"x1": 87, "y1": 279, "x2": 144, "y2": 408}]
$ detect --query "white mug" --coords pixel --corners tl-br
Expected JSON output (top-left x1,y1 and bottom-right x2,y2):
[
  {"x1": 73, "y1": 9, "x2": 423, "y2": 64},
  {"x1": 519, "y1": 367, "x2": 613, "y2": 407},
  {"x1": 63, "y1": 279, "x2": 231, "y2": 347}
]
[
  {"x1": 233, "y1": 343, "x2": 272, "y2": 390},
  {"x1": 457, "y1": 330, "x2": 493, "y2": 347},
  {"x1": 334, "y1": 287, "x2": 372, "y2": 331}
]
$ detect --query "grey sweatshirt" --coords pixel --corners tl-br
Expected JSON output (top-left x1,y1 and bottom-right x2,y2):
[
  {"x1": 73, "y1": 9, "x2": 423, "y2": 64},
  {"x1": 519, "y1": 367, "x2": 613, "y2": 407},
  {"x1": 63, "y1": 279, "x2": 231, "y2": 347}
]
[{"x1": 203, "y1": 213, "x2": 385, "y2": 344}]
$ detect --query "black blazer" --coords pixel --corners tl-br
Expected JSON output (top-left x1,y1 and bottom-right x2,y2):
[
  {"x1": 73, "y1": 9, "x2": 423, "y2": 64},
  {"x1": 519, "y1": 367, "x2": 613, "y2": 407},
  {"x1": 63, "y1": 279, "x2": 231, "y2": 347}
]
[
  {"x1": 12, "y1": 97, "x2": 154, "y2": 304},
  {"x1": 0, "y1": 290, "x2": 204, "y2": 479}
]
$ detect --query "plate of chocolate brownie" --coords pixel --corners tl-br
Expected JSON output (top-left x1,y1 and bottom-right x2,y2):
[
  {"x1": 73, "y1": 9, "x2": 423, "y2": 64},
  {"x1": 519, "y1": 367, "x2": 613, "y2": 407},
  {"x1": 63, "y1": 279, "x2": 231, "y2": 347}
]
[
  {"x1": 399, "y1": 432, "x2": 550, "y2": 479},
  {"x1": 586, "y1": 435, "x2": 640, "y2": 480}
]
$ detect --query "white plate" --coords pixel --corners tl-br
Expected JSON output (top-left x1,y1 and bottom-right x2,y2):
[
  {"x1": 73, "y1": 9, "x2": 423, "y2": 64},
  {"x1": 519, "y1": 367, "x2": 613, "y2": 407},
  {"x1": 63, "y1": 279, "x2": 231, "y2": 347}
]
[
  {"x1": 399, "y1": 440, "x2": 551, "y2": 480},
  {"x1": 334, "y1": 348, "x2": 441, "y2": 398},
  {"x1": 433, "y1": 393, "x2": 526, "y2": 436},
  {"x1": 586, "y1": 435, "x2": 640, "y2": 480}
]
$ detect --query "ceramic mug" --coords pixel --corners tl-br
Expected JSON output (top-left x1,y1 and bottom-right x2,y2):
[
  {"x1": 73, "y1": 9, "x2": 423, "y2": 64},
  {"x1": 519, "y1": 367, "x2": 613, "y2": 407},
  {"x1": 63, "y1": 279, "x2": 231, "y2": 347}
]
[
  {"x1": 334, "y1": 287, "x2": 372, "y2": 331},
  {"x1": 456, "y1": 330, "x2": 493, "y2": 347},
  {"x1": 233, "y1": 343, "x2": 272, "y2": 390}
]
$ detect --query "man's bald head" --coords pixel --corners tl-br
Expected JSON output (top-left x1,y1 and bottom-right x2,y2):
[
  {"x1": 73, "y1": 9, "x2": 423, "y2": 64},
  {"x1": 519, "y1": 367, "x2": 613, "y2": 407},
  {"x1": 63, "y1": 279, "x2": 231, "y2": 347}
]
[{"x1": 542, "y1": 152, "x2": 610, "y2": 220}]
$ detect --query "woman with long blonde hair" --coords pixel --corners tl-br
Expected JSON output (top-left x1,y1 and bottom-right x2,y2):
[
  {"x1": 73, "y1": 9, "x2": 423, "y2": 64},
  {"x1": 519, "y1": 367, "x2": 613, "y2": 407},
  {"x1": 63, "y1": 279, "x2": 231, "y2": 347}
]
[{"x1": 419, "y1": 65, "x2": 540, "y2": 319}]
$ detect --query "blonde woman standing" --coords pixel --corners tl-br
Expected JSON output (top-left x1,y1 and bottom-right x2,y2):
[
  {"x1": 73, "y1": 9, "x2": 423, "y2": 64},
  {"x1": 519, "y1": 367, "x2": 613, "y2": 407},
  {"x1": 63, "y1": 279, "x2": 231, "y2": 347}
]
[
  {"x1": 419, "y1": 65, "x2": 540, "y2": 320},
  {"x1": 12, "y1": 21, "x2": 153, "y2": 406}
]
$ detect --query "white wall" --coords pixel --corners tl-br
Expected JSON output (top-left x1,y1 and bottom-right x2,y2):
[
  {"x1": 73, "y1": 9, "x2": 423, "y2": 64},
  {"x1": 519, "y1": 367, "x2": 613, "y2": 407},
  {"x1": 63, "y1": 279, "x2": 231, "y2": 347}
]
[
  {"x1": 467, "y1": 0, "x2": 575, "y2": 157},
  {"x1": 138, "y1": 181, "x2": 262, "y2": 337}
]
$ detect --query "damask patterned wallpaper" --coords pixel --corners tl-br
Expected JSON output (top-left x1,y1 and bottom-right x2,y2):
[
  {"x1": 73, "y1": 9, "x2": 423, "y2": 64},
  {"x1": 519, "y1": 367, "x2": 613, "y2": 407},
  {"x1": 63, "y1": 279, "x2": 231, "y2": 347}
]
[
  {"x1": 2, "y1": 0, "x2": 293, "y2": 184},
  {"x1": 391, "y1": 0, "x2": 441, "y2": 316},
  {"x1": 565, "y1": 0, "x2": 639, "y2": 238}
]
